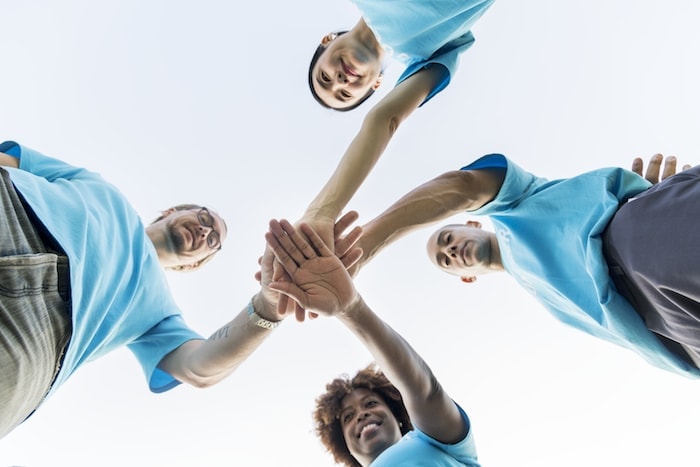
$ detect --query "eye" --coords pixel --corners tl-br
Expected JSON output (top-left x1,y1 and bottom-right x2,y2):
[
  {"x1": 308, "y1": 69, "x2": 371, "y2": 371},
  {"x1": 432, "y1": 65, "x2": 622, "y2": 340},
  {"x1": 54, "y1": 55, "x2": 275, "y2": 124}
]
[
  {"x1": 341, "y1": 412, "x2": 353, "y2": 424},
  {"x1": 321, "y1": 71, "x2": 331, "y2": 83},
  {"x1": 365, "y1": 400, "x2": 378, "y2": 408},
  {"x1": 444, "y1": 257, "x2": 451, "y2": 267},
  {"x1": 446, "y1": 233, "x2": 452, "y2": 244},
  {"x1": 340, "y1": 90, "x2": 352, "y2": 99}
]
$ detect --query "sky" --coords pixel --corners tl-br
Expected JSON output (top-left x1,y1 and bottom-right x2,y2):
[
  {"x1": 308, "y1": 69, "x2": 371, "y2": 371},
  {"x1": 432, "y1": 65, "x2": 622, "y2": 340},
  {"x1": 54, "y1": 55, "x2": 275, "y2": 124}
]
[{"x1": 1, "y1": 1, "x2": 699, "y2": 466}]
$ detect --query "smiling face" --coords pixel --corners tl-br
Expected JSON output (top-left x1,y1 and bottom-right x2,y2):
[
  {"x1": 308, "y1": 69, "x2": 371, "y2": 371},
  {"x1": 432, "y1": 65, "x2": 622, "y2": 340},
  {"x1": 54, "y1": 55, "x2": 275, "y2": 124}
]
[
  {"x1": 426, "y1": 222, "x2": 498, "y2": 281},
  {"x1": 310, "y1": 33, "x2": 383, "y2": 110},
  {"x1": 339, "y1": 388, "x2": 402, "y2": 465}
]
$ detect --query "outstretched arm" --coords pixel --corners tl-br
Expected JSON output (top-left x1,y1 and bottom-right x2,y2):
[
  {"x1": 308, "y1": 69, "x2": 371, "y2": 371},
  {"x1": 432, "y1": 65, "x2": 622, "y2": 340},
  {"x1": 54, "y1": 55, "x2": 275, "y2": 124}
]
[
  {"x1": 266, "y1": 219, "x2": 467, "y2": 445},
  {"x1": 301, "y1": 66, "x2": 446, "y2": 245},
  {"x1": 157, "y1": 247, "x2": 287, "y2": 387},
  {"x1": 157, "y1": 214, "x2": 362, "y2": 387},
  {"x1": 354, "y1": 167, "x2": 504, "y2": 274}
]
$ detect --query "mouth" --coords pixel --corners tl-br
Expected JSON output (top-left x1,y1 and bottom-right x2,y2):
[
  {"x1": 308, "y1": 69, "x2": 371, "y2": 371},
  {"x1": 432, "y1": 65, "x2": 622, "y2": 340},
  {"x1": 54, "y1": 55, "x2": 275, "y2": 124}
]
[
  {"x1": 340, "y1": 58, "x2": 359, "y2": 78},
  {"x1": 357, "y1": 421, "x2": 381, "y2": 439},
  {"x1": 460, "y1": 241, "x2": 472, "y2": 267},
  {"x1": 183, "y1": 225, "x2": 198, "y2": 250}
]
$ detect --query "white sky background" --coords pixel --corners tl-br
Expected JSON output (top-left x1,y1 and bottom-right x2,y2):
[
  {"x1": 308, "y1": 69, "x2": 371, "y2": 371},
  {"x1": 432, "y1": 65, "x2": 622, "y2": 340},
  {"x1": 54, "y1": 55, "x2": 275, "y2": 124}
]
[{"x1": 1, "y1": 0, "x2": 699, "y2": 465}]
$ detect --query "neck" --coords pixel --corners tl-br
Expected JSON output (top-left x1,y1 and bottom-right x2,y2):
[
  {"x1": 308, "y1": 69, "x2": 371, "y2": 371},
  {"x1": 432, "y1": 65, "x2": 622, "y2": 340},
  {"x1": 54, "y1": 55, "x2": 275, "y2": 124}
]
[
  {"x1": 489, "y1": 234, "x2": 504, "y2": 271},
  {"x1": 351, "y1": 18, "x2": 385, "y2": 60}
]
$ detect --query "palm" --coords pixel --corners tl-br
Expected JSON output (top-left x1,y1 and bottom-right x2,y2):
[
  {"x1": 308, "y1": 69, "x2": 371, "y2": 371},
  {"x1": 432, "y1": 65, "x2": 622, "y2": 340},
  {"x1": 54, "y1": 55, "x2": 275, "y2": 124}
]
[
  {"x1": 265, "y1": 219, "x2": 359, "y2": 317},
  {"x1": 285, "y1": 255, "x2": 354, "y2": 316}
]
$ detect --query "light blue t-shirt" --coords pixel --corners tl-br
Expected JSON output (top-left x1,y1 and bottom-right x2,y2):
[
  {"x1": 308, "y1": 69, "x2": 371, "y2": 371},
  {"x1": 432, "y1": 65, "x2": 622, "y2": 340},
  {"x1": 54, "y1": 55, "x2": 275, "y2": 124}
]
[
  {"x1": 371, "y1": 404, "x2": 480, "y2": 466},
  {"x1": 1, "y1": 141, "x2": 202, "y2": 396},
  {"x1": 351, "y1": 0, "x2": 495, "y2": 105},
  {"x1": 465, "y1": 154, "x2": 700, "y2": 378}
]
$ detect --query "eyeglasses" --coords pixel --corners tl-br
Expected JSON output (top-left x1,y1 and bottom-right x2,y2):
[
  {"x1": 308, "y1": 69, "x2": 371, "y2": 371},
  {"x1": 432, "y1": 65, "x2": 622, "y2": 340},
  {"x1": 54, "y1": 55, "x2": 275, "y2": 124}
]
[{"x1": 197, "y1": 207, "x2": 222, "y2": 250}]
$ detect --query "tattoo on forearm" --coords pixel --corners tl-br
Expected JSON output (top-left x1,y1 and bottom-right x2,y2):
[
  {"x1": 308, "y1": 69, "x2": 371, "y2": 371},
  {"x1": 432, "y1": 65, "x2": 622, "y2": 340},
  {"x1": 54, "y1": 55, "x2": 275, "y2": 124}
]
[{"x1": 209, "y1": 325, "x2": 230, "y2": 341}]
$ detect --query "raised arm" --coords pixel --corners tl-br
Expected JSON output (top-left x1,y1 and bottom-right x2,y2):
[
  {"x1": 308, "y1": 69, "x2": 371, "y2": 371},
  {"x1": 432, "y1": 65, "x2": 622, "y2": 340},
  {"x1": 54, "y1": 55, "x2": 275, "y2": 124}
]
[
  {"x1": 157, "y1": 212, "x2": 363, "y2": 387},
  {"x1": 301, "y1": 66, "x2": 446, "y2": 240},
  {"x1": 156, "y1": 246, "x2": 286, "y2": 387},
  {"x1": 266, "y1": 219, "x2": 467, "y2": 445},
  {"x1": 355, "y1": 167, "x2": 504, "y2": 274}
]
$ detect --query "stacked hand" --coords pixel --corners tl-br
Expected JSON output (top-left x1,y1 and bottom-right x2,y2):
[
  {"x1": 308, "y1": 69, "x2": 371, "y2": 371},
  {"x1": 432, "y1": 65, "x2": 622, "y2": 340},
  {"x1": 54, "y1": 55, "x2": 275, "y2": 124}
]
[
  {"x1": 255, "y1": 212, "x2": 363, "y2": 321},
  {"x1": 265, "y1": 219, "x2": 362, "y2": 318}
]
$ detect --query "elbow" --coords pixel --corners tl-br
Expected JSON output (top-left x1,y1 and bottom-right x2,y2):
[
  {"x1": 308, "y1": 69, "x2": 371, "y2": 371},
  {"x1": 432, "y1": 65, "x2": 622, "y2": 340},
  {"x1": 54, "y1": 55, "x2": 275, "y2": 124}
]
[
  {"x1": 364, "y1": 105, "x2": 402, "y2": 138},
  {"x1": 181, "y1": 371, "x2": 226, "y2": 389}
]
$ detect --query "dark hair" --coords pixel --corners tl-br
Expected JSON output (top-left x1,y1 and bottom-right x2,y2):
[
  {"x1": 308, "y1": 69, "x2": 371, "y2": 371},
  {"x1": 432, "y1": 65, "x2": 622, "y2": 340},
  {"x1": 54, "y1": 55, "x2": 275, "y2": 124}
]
[
  {"x1": 307, "y1": 31, "x2": 378, "y2": 112},
  {"x1": 151, "y1": 204, "x2": 226, "y2": 271},
  {"x1": 313, "y1": 364, "x2": 413, "y2": 466}
]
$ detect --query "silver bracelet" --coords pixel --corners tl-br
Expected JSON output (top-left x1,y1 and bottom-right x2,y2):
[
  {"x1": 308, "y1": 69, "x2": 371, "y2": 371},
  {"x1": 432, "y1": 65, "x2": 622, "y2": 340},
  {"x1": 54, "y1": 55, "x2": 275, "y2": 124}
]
[{"x1": 247, "y1": 296, "x2": 280, "y2": 330}]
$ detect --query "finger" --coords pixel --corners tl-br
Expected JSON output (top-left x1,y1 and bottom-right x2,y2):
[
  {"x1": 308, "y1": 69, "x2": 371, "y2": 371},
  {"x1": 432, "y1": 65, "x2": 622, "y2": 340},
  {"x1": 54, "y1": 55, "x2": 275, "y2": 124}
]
[
  {"x1": 308, "y1": 311, "x2": 319, "y2": 320},
  {"x1": 682, "y1": 163, "x2": 692, "y2": 171},
  {"x1": 279, "y1": 219, "x2": 320, "y2": 259},
  {"x1": 254, "y1": 270, "x2": 262, "y2": 282},
  {"x1": 265, "y1": 230, "x2": 300, "y2": 276},
  {"x1": 336, "y1": 225, "x2": 363, "y2": 258},
  {"x1": 276, "y1": 294, "x2": 289, "y2": 316},
  {"x1": 340, "y1": 246, "x2": 364, "y2": 270},
  {"x1": 644, "y1": 153, "x2": 663, "y2": 183},
  {"x1": 269, "y1": 219, "x2": 308, "y2": 265},
  {"x1": 334, "y1": 211, "x2": 360, "y2": 240},
  {"x1": 631, "y1": 157, "x2": 644, "y2": 176},
  {"x1": 299, "y1": 222, "x2": 334, "y2": 257},
  {"x1": 294, "y1": 303, "x2": 306, "y2": 322},
  {"x1": 661, "y1": 156, "x2": 677, "y2": 180}
]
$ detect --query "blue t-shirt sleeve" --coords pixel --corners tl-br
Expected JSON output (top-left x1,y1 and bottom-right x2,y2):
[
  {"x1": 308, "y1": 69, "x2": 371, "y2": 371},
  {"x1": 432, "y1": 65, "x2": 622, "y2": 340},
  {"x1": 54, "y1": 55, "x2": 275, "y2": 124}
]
[
  {"x1": 413, "y1": 404, "x2": 480, "y2": 465},
  {"x1": 1, "y1": 140, "x2": 95, "y2": 182},
  {"x1": 127, "y1": 314, "x2": 203, "y2": 393},
  {"x1": 395, "y1": 32, "x2": 475, "y2": 106},
  {"x1": 464, "y1": 154, "x2": 543, "y2": 215}
]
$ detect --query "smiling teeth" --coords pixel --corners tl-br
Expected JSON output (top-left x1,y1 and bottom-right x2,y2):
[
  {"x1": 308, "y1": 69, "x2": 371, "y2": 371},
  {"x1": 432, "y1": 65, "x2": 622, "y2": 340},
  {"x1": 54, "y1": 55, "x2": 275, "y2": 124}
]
[{"x1": 360, "y1": 423, "x2": 378, "y2": 436}]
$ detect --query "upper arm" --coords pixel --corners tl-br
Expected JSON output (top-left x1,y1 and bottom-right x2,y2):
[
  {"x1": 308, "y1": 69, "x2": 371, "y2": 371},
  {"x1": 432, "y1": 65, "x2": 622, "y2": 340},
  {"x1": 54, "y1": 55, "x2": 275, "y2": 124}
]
[
  {"x1": 406, "y1": 382, "x2": 468, "y2": 445},
  {"x1": 157, "y1": 339, "x2": 208, "y2": 387},
  {"x1": 0, "y1": 152, "x2": 19, "y2": 168}
]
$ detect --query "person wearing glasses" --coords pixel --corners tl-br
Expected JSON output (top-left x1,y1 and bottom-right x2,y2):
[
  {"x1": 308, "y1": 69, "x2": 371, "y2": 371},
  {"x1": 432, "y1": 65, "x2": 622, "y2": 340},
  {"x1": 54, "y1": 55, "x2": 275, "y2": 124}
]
[
  {"x1": 0, "y1": 140, "x2": 361, "y2": 439},
  {"x1": 300, "y1": 0, "x2": 495, "y2": 254}
]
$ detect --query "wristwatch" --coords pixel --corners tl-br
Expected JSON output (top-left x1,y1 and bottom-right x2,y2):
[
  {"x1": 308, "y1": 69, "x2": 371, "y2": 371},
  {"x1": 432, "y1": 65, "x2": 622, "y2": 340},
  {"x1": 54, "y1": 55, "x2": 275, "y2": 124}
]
[{"x1": 247, "y1": 297, "x2": 280, "y2": 330}]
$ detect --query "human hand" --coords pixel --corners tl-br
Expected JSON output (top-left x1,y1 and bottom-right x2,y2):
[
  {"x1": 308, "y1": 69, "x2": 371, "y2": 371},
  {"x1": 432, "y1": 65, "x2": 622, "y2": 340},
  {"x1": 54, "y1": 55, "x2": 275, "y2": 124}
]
[
  {"x1": 264, "y1": 211, "x2": 363, "y2": 321},
  {"x1": 631, "y1": 154, "x2": 691, "y2": 184},
  {"x1": 265, "y1": 219, "x2": 361, "y2": 318},
  {"x1": 253, "y1": 245, "x2": 289, "y2": 322}
]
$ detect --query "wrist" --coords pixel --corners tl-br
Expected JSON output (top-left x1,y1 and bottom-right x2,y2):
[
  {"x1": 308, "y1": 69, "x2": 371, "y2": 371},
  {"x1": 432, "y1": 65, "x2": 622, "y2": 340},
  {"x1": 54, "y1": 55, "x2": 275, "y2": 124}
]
[
  {"x1": 338, "y1": 294, "x2": 365, "y2": 322},
  {"x1": 249, "y1": 294, "x2": 282, "y2": 329}
]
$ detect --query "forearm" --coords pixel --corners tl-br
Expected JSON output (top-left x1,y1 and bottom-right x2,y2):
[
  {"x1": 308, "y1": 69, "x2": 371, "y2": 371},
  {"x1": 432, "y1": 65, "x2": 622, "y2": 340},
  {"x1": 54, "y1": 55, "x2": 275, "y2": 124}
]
[
  {"x1": 339, "y1": 297, "x2": 466, "y2": 443},
  {"x1": 358, "y1": 170, "x2": 489, "y2": 269},
  {"x1": 159, "y1": 293, "x2": 280, "y2": 388},
  {"x1": 338, "y1": 297, "x2": 436, "y2": 402},
  {"x1": 304, "y1": 110, "x2": 396, "y2": 221}
]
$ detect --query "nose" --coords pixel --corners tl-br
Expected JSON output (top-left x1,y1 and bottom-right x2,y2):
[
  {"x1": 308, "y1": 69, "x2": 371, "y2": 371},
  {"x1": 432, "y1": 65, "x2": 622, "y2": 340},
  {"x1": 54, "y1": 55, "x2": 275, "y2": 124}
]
[
  {"x1": 443, "y1": 244, "x2": 458, "y2": 258},
  {"x1": 196, "y1": 225, "x2": 212, "y2": 237}
]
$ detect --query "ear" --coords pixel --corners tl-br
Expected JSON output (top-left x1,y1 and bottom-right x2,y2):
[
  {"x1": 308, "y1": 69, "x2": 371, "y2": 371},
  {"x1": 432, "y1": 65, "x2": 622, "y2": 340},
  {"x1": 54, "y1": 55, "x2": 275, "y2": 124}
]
[
  {"x1": 372, "y1": 74, "x2": 384, "y2": 90},
  {"x1": 160, "y1": 207, "x2": 177, "y2": 219},
  {"x1": 168, "y1": 262, "x2": 197, "y2": 272},
  {"x1": 460, "y1": 276, "x2": 476, "y2": 284},
  {"x1": 465, "y1": 220, "x2": 482, "y2": 229},
  {"x1": 321, "y1": 33, "x2": 337, "y2": 46}
]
